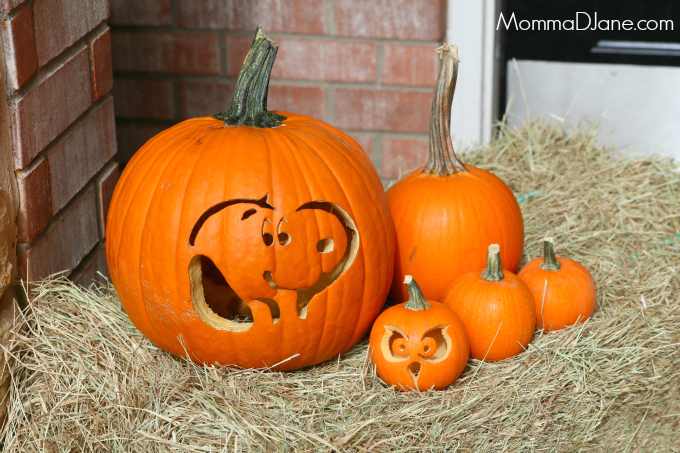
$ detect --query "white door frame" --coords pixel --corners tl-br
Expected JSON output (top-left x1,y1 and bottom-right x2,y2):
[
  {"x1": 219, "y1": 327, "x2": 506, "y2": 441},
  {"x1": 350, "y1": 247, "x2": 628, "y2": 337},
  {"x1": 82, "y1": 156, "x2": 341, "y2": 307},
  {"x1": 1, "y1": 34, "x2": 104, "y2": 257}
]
[{"x1": 446, "y1": 0, "x2": 498, "y2": 148}]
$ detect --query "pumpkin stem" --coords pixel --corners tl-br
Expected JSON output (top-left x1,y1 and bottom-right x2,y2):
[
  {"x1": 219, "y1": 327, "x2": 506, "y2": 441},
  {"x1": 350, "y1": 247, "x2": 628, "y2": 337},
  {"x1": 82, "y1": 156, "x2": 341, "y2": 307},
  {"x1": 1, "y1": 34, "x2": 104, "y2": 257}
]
[
  {"x1": 481, "y1": 244, "x2": 504, "y2": 282},
  {"x1": 540, "y1": 237, "x2": 562, "y2": 271},
  {"x1": 403, "y1": 275, "x2": 431, "y2": 311},
  {"x1": 213, "y1": 25, "x2": 286, "y2": 128},
  {"x1": 423, "y1": 44, "x2": 467, "y2": 176}
]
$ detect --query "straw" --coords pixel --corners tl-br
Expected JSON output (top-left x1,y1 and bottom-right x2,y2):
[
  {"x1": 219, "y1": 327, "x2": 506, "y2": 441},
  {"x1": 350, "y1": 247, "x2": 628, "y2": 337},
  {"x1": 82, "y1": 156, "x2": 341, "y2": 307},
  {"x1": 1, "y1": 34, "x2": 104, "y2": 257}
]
[{"x1": 2, "y1": 117, "x2": 680, "y2": 451}]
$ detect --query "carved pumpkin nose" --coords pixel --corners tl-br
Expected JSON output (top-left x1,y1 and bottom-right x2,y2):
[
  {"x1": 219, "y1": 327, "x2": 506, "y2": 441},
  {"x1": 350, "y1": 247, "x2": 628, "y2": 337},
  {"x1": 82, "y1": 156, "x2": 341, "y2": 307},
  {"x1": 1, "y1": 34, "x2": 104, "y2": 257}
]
[{"x1": 408, "y1": 362, "x2": 422, "y2": 380}]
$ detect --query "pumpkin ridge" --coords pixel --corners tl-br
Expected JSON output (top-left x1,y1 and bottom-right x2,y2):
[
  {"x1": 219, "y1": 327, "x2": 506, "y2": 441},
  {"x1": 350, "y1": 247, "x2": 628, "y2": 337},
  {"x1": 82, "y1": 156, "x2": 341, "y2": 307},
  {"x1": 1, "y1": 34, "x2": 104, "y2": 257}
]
[
  {"x1": 399, "y1": 175, "x2": 434, "y2": 295},
  {"x1": 268, "y1": 125, "x2": 374, "y2": 361},
  {"x1": 482, "y1": 179, "x2": 516, "y2": 267},
  {"x1": 110, "y1": 122, "x2": 201, "y2": 342},
  {"x1": 470, "y1": 168, "x2": 523, "y2": 272},
  {"x1": 301, "y1": 132, "x2": 372, "y2": 351},
  {"x1": 141, "y1": 128, "x2": 215, "y2": 332},
  {"x1": 175, "y1": 129, "x2": 239, "y2": 340},
  {"x1": 296, "y1": 118, "x2": 389, "y2": 356},
  {"x1": 268, "y1": 128, "x2": 327, "y2": 361},
  {"x1": 312, "y1": 142, "x2": 370, "y2": 347},
  {"x1": 129, "y1": 129, "x2": 198, "y2": 349},
  {"x1": 111, "y1": 121, "x2": 200, "y2": 242}
]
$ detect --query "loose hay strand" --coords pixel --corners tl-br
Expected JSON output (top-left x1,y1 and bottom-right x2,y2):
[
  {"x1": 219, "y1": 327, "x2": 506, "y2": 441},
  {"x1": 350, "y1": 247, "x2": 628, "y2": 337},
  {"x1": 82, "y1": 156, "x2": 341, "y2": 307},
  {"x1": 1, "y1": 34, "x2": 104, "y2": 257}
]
[{"x1": 3, "y1": 118, "x2": 680, "y2": 452}]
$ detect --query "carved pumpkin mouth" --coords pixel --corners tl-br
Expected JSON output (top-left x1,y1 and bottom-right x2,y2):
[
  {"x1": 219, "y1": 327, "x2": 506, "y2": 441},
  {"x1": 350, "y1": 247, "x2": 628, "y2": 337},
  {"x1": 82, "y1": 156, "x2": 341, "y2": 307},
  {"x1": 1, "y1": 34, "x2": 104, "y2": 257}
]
[{"x1": 188, "y1": 200, "x2": 360, "y2": 332}]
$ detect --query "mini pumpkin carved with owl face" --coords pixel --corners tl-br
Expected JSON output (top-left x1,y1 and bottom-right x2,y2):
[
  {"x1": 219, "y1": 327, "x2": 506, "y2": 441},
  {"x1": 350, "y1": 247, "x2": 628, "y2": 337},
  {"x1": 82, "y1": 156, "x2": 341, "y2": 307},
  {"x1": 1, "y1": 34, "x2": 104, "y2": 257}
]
[{"x1": 369, "y1": 276, "x2": 470, "y2": 391}]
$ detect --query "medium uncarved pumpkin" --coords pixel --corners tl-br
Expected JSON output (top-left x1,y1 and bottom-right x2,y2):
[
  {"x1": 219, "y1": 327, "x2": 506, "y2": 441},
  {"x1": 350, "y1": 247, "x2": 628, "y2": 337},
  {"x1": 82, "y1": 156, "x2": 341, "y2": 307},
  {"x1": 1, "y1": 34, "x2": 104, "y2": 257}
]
[
  {"x1": 386, "y1": 45, "x2": 524, "y2": 302},
  {"x1": 442, "y1": 244, "x2": 536, "y2": 361},
  {"x1": 106, "y1": 27, "x2": 394, "y2": 371},
  {"x1": 369, "y1": 276, "x2": 469, "y2": 391},
  {"x1": 518, "y1": 237, "x2": 597, "y2": 331}
]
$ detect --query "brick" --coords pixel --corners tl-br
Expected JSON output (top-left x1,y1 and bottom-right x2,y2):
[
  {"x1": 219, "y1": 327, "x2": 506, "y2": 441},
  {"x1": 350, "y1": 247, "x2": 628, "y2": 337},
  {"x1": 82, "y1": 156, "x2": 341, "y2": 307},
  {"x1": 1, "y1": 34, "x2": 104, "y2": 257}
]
[
  {"x1": 97, "y1": 162, "x2": 119, "y2": 236},
  {"x1": 74, "y1": 245, "x2": 110, "y2": 287},
  {"x1": 16, "y1": 157, "x2": 52, "y2": 242},
  {"x1": 18, "y1": 188, "x2": 99, "y2": 282},
  {"x1": 111, "y1": 32, "x2": 221, "y2": 75},
  {"x1": 110, "y1": 0, "x2": 171, "y2": 26},
  {"x1": 179, "y1": 81, "x2": 326, "y2": 120},
  {"x1": 33, "y1": 0, "x2": 108, "y2": 66},
  {"x1": 349, "y1": 133, "x2": 373, "y2": 158},
  {"x1": 0, "y1": 6, "x2": 38, "y2": 90},
  {"x1": 335, "y1": 88, "x2": 432, "y2": 133},
  {"x1": 89, "y1": 28, "x2": 114, "y2": 101},
  {"x1": 10, "y1": 49, "x2": 93, "y2": 169},
  {"x1": 268, "y1": 85, "x2": 326, "y2": 120},
  {"x1": 47, "y1": 98, "x2": 117, "y2": 213},
  {"x1": 115, "y1": 123, "x2": 168, "y2": 165},
  {"x1": 113, "y1": 78, "x2": 175, "y2": 120},
  {"x1": 335, "y1": 0, "x2": 442, "y2": 40},
  {"x1": 178, "y1": 0, "x2": 325, "y2": 34},
  {"x1": 227, "y1": 36, "x2": 376, "y2": 83},
  {"x1": 0, "y1": 0, "x2": 25, "y2": 13},
  {"x1": 383, "y1": 44, "x2": 439, "y2": 87},
  {"x1": 382, "y1": 137, "x2": 429, "y2": 179}
]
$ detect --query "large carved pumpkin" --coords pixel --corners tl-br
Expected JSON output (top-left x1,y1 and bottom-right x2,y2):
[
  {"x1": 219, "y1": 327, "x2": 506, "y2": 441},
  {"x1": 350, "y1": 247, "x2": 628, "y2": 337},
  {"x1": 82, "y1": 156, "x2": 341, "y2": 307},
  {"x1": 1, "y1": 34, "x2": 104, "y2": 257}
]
[{"x1": 106, "y1": 27, "x2": 394, "y2": 371}]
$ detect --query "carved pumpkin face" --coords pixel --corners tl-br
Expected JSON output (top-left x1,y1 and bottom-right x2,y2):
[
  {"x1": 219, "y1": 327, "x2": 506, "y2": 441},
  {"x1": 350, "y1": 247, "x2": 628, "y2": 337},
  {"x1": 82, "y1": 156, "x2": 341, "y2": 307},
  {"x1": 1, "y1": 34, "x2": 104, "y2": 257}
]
[
  {"x1": 188, "y1": 196, "x2": 356, "y2": 327},
  {"x1": 106, "y1": 114, "x2": 395, "y2": 371},
  {"x1": 369, "y1": 277, "x2": 469, "y2": 391}
]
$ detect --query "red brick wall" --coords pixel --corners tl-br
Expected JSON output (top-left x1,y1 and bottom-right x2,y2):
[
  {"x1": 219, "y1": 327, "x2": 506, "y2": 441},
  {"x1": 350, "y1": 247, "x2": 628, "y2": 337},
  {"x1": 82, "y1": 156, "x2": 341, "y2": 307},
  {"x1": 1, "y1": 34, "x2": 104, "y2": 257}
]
[
  {"x1": 1, "y1": 0, "x2": 118, "y2": 287},
  {"x1": 110, "y1": 0, "x2": 445, "y2": 181}
]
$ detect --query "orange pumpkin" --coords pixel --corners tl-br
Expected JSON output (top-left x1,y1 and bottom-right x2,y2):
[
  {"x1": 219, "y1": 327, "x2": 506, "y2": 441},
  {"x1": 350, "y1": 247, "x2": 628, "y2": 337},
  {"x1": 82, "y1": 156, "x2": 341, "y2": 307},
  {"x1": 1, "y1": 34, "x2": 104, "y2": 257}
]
[
  {"x1": 386, "y1": 44, "x2": 524, "y2": 302},
  {"x1": 518, "y1": 237, "x2": 597, "y2": 331},
  {"x1": 369, "y1": 276, "x2": 469, "y2": 391},
  {"x1": 106, "y1": 27, "x2": 394, "y2": 371},
  {"x1": 442, "y1": 244, "x2": 536, "y2": 361}
]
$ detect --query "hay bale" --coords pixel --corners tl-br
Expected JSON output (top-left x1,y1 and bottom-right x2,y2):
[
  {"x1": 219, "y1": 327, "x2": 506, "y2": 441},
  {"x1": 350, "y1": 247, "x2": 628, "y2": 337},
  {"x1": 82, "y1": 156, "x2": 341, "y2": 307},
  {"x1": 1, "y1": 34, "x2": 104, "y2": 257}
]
[{"x1": 2, "y1": 119, "x2": 680, "y2": 452}]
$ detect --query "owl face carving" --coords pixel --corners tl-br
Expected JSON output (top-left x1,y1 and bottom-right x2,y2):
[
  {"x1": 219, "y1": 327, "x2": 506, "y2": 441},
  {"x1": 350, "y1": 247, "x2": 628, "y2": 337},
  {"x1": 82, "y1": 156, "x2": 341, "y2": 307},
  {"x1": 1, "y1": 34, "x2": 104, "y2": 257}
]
[
  {"x1": 377, "y1": 324, "x2": 456, "y2": 390},
  {"x1": 369, "y1": 278, "x2": 470, "y2": 392}
]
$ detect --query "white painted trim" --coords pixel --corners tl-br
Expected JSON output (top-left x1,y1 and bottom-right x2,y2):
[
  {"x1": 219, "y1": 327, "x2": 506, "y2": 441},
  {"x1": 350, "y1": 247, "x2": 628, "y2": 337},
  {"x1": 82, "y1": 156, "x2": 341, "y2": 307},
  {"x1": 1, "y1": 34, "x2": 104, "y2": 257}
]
[
  {"x1": 507, "y1": 60, "x2": 680, "y2": 160},
  {"x1": 446, "y1": 0, "x2": 497, "y2": 147}
]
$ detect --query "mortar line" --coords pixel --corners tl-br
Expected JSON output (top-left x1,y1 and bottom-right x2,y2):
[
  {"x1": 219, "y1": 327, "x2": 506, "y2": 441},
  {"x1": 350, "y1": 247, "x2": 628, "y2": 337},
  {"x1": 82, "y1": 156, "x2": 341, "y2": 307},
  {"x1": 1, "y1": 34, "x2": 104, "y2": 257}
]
[
  {"x1": 15, "y1": 93, "x2": 114, "y2": 174},
  {"x1": 7, "y1": 21, "x2": 109, "y2": 103}
]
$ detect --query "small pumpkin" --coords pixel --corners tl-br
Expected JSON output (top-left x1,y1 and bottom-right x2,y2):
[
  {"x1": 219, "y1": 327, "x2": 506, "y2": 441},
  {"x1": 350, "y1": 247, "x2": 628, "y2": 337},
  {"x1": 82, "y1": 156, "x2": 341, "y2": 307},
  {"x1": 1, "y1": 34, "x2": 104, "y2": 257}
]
[
  {"x1": 386, "y1": 44, "x2": 524, "y2": 302},
  {"x1": 369, "y1": 275, "x2": 470, "y2": 391},
  {"x1": 442, "y1": 244, "x2": 536, "y2": 361},
  {"x1": 106, "y1": 27, "x2": 395, "y2": 371},
  {"x1": 518, "y1": 237, "x2": 597, "y2": 331}
]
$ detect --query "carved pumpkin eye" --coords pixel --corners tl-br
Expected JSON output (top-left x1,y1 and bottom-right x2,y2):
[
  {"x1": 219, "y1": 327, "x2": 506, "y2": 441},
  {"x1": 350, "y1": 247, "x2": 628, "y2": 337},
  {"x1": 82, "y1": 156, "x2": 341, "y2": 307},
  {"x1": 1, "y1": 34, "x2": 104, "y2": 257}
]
[
  {"x1": 419, "y1": 326, "x2": 451, "y2": 363},
  {"x1": 391, "y1": 337, "x2": 410, "y2": 357},
  {"x1": 317, "y1": 238, "x2": 334, "y2": 253},
  {"x1": 262, "y1": 218, "x2": 274, "y2": 247},
  {"x1": 277, "y1": 218, "x2": 291, "y2": 246},
  {"x1": 419, "y1": 337, "x2": 437, "y2": 358},
  {"x1": 380, "y1": 326, "x2": 410, "y2": 362}
]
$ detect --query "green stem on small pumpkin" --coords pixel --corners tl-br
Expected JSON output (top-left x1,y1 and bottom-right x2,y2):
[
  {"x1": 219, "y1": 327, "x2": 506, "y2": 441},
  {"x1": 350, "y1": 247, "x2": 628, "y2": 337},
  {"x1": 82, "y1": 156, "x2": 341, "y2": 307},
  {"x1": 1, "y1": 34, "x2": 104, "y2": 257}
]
[
  {"x1": 481, "y1": 244, "x2": 504, "y2": 282},
  {"x1": 423, "y1": 44, "x2": 468, "y2": 177},
  {"x1": 539, "y1": 237, "x2": 562, "y2": 271},
  {"x1": 403, "y1": 275, "x2": 431, "y2": 311},
  {"x1": 213, "y1": 25, "x2": 286, "y2": 128}
]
